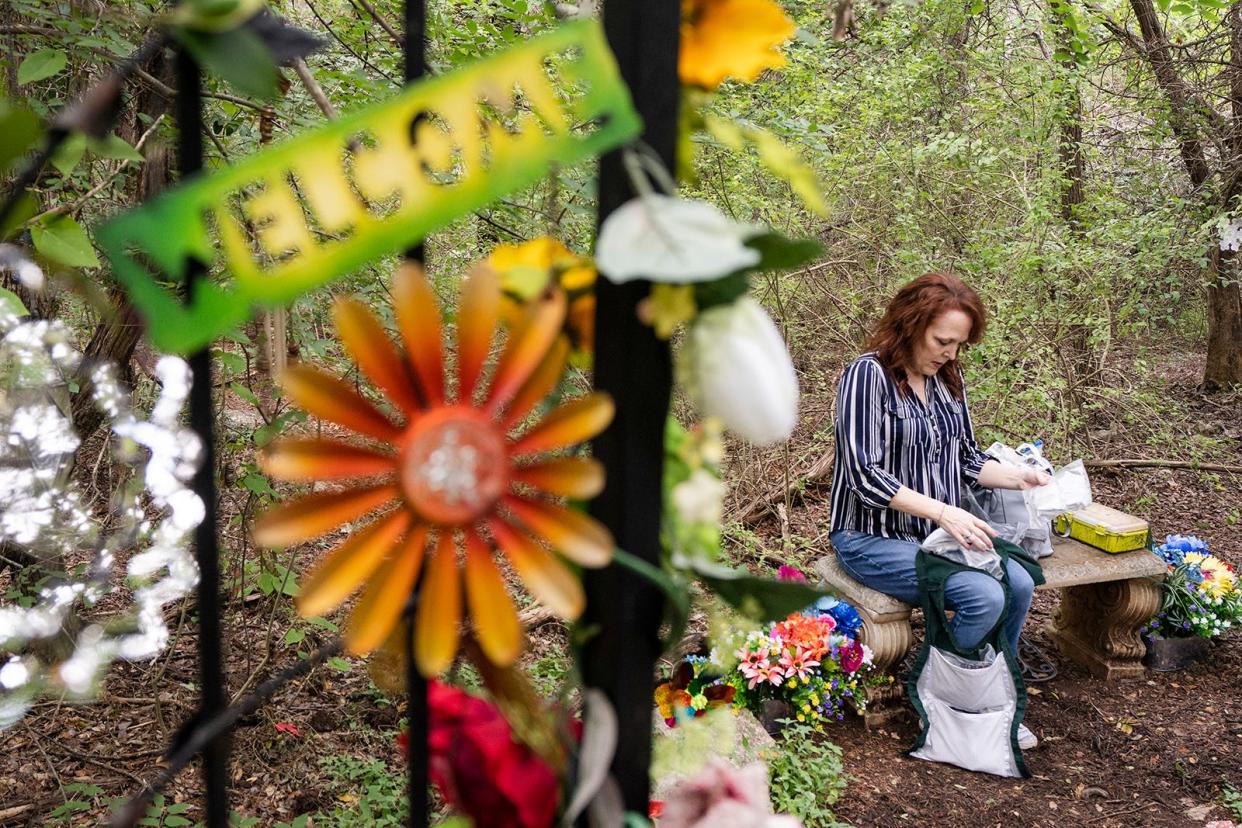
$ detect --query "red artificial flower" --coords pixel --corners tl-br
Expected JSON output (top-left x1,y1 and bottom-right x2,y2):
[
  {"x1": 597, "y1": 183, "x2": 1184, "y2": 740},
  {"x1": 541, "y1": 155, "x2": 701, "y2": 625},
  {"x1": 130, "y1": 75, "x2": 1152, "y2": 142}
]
[
  {"x1": 841, "y1": 639, "x2": 864, "y2": 673},
  {"x1": 273, "y1": 722, "x2": 301, "y2": 738},
  {"x1": 401, "y1": 681, "x2": 560, "y2": 828}
]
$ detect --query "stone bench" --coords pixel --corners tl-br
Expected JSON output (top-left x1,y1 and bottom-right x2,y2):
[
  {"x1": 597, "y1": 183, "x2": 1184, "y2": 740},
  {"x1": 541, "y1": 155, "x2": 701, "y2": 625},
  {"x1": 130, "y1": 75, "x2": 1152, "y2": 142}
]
[{"x1": 814, "y1": 536, "x2": 1167, "y2": 724}]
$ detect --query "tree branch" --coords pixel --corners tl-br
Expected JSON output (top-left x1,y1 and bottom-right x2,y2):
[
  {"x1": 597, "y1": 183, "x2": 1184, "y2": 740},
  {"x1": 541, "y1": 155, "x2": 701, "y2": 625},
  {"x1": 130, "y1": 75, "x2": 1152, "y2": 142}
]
[
  {"x1": 302, "y1": 0, "x2": 398, "y2": 85},
  {"x1": 291, "y1": 57, "x2": 339, "y2": 119},
  {"x1": 348, "y1": 0, "x2": 404, "y2": 50}
]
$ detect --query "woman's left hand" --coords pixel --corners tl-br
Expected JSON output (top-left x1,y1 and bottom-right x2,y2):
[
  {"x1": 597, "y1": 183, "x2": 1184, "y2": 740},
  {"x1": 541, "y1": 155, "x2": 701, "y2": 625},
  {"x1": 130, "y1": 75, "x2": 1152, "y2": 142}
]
[{"x1": 1014, "y1": 467, "x2": 1051, "y2": 490}]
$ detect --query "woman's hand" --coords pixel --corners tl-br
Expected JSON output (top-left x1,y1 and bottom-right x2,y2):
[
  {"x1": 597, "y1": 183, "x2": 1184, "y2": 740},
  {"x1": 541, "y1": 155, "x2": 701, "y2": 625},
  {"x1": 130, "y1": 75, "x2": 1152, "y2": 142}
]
[
  {"x1": 1015, "y1": 467, "x2": 1052, "y2": 490},
  {"x1": 977, "y1": 459, "x2": 1052, "y2": 491},
  {"x1": 937, "y1": 504, "x2": 998, "y2": 551}
]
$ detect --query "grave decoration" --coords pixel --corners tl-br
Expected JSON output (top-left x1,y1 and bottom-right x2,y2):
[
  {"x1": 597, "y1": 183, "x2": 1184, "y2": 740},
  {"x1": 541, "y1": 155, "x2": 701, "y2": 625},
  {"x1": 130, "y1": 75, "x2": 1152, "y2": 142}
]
[
  {"x1": 1147, "y1": 535, "x2": 1241, "y2": 640},
  {"x1": 96, "y1": 19, "x2": 641, "y2": 354},
  {"x1": 719, "y1": 596, "x2": 881, "y2": 729},
  {"x1": 0, "y1": 309, "x2": 203, "y2": 728},
  {"x1": 255, "y1": 262, "x2": 614, "y2": 676}
]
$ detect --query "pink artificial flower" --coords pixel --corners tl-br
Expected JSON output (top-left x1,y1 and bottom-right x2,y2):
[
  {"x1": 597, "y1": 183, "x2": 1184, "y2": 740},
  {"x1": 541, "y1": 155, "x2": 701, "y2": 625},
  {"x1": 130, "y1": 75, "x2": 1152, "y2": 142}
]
[
  {"x1": 762, "y1": 663, "x2": 785, "y2": 686},
  {"x1": 779, "y1": 645, "x2": 821, "y2": 681},
  {"x1": 777, "y1": 565, "x2": 807, "y2": 583},
  {"x1": 659, "y1": 760, "x2": 804, "y2": 828},
  {"x1": 737, "y1": 647, "x2": 771, "y2": 689}
]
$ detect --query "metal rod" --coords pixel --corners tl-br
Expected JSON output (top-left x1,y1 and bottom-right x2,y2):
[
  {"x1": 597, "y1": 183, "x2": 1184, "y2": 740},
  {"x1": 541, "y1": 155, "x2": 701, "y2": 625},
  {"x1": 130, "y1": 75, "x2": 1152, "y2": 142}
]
[
  {"x1": 175, "y1": 45, "x2": 230, "y2": 828},
  {"x1": 402, "y1": 2, "x2": 429, "y2": 826},
  {"x1": 581, "y1": 0, "x2": 682, "y2": 814}
]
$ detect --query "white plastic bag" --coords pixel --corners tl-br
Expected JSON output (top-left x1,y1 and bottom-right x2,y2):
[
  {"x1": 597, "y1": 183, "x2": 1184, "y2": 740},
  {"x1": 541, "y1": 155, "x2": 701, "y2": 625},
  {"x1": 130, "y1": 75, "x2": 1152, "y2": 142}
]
[{"x1": 1028, "y1": 459, "x2": 1092, "y2": 519}]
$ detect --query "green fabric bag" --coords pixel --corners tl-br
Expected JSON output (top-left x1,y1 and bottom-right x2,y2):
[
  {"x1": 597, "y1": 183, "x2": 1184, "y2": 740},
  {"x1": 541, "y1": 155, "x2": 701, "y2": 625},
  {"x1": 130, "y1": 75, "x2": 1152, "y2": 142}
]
[{"x1": 906, "y1": 538, "x2": 1044, "y2": 778}]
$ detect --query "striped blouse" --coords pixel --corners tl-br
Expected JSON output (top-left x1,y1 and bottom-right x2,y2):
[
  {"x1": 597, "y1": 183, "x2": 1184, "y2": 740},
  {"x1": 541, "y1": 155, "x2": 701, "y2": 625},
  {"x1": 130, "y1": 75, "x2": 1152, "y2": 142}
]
[{"x1": 829, "y1": 353, "x2": 992, "y2": 542}]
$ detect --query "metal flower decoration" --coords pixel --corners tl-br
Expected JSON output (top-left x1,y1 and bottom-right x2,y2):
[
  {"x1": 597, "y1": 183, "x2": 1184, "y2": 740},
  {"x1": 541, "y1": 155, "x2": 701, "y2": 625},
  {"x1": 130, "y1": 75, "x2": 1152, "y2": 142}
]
[{"x1": 255, "y1": 263, "x2": 614, "y2": 676}]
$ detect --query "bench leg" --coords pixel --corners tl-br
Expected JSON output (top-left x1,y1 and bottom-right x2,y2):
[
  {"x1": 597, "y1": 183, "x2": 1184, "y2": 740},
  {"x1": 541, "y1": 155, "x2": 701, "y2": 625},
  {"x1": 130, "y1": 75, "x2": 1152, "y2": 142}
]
[
  {"x1": 1046, "y1": 578, "x2": 1161, "y2": 680},
  {"x1": 859, "y1": 612, "x2": 913, "y2": 727}
]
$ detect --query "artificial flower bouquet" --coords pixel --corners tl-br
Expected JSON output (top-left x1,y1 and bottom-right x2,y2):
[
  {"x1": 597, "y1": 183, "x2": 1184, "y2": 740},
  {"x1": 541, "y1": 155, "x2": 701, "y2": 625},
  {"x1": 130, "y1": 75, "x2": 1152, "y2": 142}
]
[
  {"x1": 723, "y1": 595, "x2": 877, "y2": 728},
  {"x1": 1147, "y1": 535, "x2": 1241, "y2": 640},
  {"x1": 664, "y1": 575, "x2": 884, "y2": 730}
]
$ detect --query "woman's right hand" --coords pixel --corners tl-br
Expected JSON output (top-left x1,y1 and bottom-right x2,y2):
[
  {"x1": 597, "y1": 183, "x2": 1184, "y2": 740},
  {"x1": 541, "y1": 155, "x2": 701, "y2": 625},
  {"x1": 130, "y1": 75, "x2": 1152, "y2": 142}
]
[{"x1": 937, "y1": 504, "x2": 997, "y2": 551}]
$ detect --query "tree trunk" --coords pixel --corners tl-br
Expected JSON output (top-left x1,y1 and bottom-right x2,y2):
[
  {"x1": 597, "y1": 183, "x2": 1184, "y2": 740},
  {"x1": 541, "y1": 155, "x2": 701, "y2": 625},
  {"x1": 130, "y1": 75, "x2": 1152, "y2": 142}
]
[
  {"x1": 1125, "y1": 0, "x2": 1240, "y2": 387},
  {"x1": 1049, "y1": 0, "x2": 1085, "y2": 228},
  {"x1": 1205, "y1": 4, "x2": 1242, "y2": 389},
  {"x1": 1128, "y1": 0, "x2": 1212, "y2": 189}
]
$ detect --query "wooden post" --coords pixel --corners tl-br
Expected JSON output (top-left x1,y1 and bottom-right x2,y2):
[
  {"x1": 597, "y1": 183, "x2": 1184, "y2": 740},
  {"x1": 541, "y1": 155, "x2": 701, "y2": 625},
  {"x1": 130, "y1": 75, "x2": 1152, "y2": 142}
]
[
  {"x1": 175, "y1": 46, "x2": 230, "y2": 828},
  {"x1": 582, "y1": 0, "x2": 681, "y2": 813},
  {"x1": 402, "y1": 2, "x2": 429, "y2": 826}
]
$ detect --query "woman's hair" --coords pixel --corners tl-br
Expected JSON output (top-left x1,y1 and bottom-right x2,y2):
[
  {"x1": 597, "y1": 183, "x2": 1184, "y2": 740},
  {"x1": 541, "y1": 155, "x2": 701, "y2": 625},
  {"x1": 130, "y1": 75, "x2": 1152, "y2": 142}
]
[{"x1": 865, "y1": 271, "x2": 986, "y2": 399}]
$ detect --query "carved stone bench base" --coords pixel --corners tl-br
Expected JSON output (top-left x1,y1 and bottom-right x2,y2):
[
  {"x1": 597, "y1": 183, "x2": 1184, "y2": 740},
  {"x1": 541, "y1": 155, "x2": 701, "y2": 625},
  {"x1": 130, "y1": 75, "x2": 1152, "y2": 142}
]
[
  {"x1": 1046, "y1": 578, "x2": 1163, "y2": 680},
  {"x1": 858, "y1": 612, "x2": 912, "y2": 727}
]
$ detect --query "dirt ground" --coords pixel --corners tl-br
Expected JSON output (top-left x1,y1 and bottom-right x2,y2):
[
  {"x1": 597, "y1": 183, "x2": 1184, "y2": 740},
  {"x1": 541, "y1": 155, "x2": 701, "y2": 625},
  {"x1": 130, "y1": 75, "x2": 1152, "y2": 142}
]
[
  {"x1": 1, "y1": 352, "x2": 1240, "y2": 826},
  {"x1": 749, "y1": 354, "x2": 1242, "y2": 828}
]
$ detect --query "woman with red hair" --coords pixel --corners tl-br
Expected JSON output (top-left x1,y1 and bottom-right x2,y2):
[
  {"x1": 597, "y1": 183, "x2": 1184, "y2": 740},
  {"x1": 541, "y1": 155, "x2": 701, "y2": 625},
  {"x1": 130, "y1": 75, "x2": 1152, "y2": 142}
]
[{"x1": 828, "y1": 272, "x2": 1049, "y2": 749}]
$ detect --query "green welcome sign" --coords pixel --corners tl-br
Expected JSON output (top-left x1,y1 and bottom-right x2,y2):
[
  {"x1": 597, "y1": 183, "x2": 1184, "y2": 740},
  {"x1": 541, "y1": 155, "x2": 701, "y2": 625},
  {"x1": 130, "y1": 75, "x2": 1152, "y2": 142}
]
[{"x1": 97, "y1": 20, "x2": 641, "y2": 353}]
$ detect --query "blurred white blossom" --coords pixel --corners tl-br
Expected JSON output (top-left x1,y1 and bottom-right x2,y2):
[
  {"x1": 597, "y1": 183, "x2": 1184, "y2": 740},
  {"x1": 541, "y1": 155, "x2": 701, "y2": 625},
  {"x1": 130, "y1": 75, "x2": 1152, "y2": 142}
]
[
  {"x1": 595, "y1": 195, "x2": 759, "y2": 283},
  {"x1": 677, "y1": 297, "x2": 799, "y2": 445}
]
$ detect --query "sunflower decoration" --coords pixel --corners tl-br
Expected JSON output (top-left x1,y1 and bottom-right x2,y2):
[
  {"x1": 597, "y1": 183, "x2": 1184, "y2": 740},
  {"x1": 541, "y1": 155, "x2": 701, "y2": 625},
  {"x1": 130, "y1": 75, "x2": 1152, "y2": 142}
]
[
  {"x1": 253, "y1": 262, "x2": 615, "y2": 676},
  {"x1": 679, "y1": 0, "x2": 796, "y2": 90},
  {"x1": 486, "y1": 236, "x2": 596, "y2": 361}
]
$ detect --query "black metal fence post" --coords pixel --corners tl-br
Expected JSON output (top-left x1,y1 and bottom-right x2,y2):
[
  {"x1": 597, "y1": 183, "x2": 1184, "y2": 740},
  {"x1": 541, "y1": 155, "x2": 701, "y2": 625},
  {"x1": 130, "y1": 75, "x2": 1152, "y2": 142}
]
[
  {"x1": 401, "y1": 3, "x2": 429, "y2": 827},
  {"x1": 174, "y1": 46, "x2": 230, "y2": 828},
  {"x1": 582, "y1": 0, "x2": 682, "y2": 814}
]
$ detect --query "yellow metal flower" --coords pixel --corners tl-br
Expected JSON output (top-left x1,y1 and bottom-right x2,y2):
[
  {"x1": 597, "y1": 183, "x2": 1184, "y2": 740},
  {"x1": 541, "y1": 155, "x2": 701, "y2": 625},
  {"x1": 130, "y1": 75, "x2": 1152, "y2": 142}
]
[
  {"x1": 254, "y1": 263, "x2": 614, "y2": 676},
  {"x1": 488, "y1": 236, "x2": 596, "y2": 355},
  {"x1": 680, "y1": 0, "x2": 796, "y2": 90},
  {"x1": 639, "y1": 284, "x2": 697, "y2": 339}
]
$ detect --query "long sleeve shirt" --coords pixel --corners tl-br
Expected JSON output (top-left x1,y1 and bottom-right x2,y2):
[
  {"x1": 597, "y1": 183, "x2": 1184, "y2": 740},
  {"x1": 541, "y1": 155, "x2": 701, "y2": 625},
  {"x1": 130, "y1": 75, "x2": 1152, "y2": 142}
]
[{"x1": 829, "y1": 353, "x2": 992, "y2": 542}]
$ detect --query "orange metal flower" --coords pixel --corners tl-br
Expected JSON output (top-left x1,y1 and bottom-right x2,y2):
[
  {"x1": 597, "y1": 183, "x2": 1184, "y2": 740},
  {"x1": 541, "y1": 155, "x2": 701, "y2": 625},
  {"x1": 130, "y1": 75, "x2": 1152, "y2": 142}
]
[{"x1": 254, "y1": 263, "x2": 615, "y2": 676}]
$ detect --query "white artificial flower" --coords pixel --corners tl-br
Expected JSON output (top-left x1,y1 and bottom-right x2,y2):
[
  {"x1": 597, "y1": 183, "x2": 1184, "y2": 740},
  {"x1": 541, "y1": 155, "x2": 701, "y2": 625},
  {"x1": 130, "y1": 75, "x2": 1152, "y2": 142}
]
[
  {"x1": 677, "y1": 297, "x2": 799, "y2": 445},
  {"x1": 594, "y1": 194, "x2": 760, "y2": 283},
  {"x1": 672, "y1": 468, "x2": 727, "y2": 526},
  {"x1": 1220, "y1": 216, "x2": 1242, "y2": 252},
  {"x1": 0, "y1": 244, "x2": 43, "y2": 292}
]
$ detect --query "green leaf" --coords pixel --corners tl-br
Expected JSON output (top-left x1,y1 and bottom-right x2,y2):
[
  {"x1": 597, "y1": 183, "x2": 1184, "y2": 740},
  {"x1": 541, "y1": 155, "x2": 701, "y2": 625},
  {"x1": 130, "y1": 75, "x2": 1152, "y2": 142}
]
[
  {"x1": 87, "y1": 134, "x2": 145, "y2": 162},
  {"x1": 283, "y1": 627, "x2": 306, "y2": 645},
  {"x1": 214, "y1": 349, "x2": 247, "y2": 373},
  {"x1": 744, "y1": 231, "x2": 824, "y2": 272},
  {"x1": 177, "y1": 27, "x2": 281, "y2": 101},
  {"x1": 51, "y1": 132, "x2": 87, "y2": 176},
  {"x1": 969, "y1": 0, "x2": 985, "y2": 13},
  {"x1": 231, "y1": 381, "x2": 261, "y2": 408},
  {"x1": 327, "y1": 656, "x2": 352, "y2": 672},
  {"x1": 693, "y1": 272, "x2": 750, "y2": 311},
  {"x1": 241, "y1": 472, "x2": 275, "y2": 496},
  {"x1": 0, "y1": 194, "x2": 38, "y2": 240},
  {"x1": 18, "y1": 49, "x2": 67, "y2": 85},
  {"x1": 0, "y1": 105, "x2": 43, "y2": 174},
  {"x1": 32, "y1": 215, "x2": 100, "y2": 268},
  {"x1": 305, "y1": 615, "x2": 339, "y2": 632},
  {"x1": 165, "y1": 816, "x2": 193, "y2": 826},
  {"x1": 687, "y1": 560, "x2": 825, "y2": 622},
  {"x1": 0, "y1": 287, "x2": 29, "y2": 318}
]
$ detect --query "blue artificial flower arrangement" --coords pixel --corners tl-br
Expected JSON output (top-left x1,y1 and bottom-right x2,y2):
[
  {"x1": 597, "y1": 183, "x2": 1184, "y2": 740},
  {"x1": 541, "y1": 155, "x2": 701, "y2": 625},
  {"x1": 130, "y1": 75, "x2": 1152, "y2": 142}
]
[{"x1": 804, "y1": 595, "x2": 863, "y2": 638}]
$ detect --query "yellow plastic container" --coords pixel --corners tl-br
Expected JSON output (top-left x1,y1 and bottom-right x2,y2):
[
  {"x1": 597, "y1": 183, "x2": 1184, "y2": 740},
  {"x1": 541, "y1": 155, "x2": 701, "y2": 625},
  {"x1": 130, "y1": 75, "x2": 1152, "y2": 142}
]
[{"x1": 1054, "y1": 503, "x2": 1150, "y2": 554}]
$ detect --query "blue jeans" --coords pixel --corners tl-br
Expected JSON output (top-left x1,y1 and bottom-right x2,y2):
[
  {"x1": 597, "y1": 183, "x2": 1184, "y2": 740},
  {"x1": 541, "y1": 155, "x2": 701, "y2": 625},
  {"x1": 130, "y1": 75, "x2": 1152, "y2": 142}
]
[{"x1": 830, "y1": 530, "x2": 1035, "y2": 652}]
